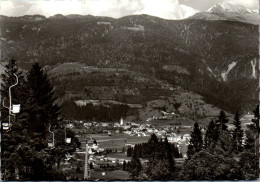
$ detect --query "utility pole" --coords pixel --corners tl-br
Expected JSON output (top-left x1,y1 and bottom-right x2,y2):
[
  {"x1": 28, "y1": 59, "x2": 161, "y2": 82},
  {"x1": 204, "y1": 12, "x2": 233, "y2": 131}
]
[{"x1": 84, "y1": 143, "x2": 89, "y2": 180}]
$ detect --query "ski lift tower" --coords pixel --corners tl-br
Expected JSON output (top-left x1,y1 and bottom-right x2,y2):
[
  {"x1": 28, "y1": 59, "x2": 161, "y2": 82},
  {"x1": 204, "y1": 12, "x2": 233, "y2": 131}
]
[
  {"x1": 48, "y1": 124, "x2": 55, "y2": 148},
  {"x1": 2, "y1": 72, "x2": 20, "y2": 131},
  {"x1": 64, "y1": 121, "x2": 72, "y2": 144},
  {"x1": 83, "y1": 134, "x2": 93, "y2": 180}
]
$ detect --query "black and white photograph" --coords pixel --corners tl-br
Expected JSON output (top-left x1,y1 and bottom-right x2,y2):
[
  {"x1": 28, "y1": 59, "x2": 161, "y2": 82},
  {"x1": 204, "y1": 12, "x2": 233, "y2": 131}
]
[{"x1": 0, "y1": 0, "x2": 259, "y2": 180}]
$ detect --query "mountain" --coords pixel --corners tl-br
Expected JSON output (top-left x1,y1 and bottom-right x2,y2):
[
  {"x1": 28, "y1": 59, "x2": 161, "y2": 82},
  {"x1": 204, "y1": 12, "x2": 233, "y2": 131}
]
[
  {"x1": 0, "y1": 12, "x2": 258, "y2": 112},
  {"x1": 207, "y1": 2, "x2": 256, "y2": 14},
  {"x1": 190, "y1": 2, "x2": 260, "y2": 25}
]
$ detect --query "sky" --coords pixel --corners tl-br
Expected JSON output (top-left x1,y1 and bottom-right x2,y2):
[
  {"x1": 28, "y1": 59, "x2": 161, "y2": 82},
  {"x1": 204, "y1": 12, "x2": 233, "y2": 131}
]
[{"x1": 0, "y1": 0, "x2": 258, "y2": 20}]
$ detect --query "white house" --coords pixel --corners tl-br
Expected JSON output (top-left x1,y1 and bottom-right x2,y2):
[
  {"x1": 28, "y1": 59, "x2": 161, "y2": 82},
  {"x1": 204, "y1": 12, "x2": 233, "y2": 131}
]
[
  {"x1": 88, "y1": 140, "x2": 99, "y2": 152},
  {"x1": 182, "y1": 134, "x2": 191, "y2": 144},
  {"x1": 147, "y1": 128, "x2": 154, "y2": 133},
  {"x1": 167, "y1": 135, "x2": 182, "y2": 144},
  {"x1": 84, "y1": 123, "x2": 92, "y2": 127},
  {"x1": 139, "y1": 124, "x2": 146, "y2": 130},
  {"x1": 241, "y1": 114, "x2": 254, "y2": 122},
  {"x1": 100, "y1": 123, "x2": 109, "y2": 127},
  {"x1": 114, "y1": 122, "x2": 120, "y2": 127},
  {"x1": 146, "y1": 118, "x2": 153, "y2": 122},
  {"x1": 123, "y1": 125, "x2": 131, "y2": 130}
]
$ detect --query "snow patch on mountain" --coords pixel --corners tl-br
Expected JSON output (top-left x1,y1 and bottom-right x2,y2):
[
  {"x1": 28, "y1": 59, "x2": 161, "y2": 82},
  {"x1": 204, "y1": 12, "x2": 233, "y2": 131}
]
[
  {"x1": 207, "y1": 2, "x2": 255, "y2": 14},
  {"x1": 35, "y1": 17, "x2": 44, "y2": 21},
  {"x1": 251, "y1": 59, "x2": 257, "y2": 79},
  {"x1": 207, "y1": 67, "x2": 216, "y2": 77},
  {"x1": 97, "y1": 21, "x2": 111, "y2": 25},
  {"x1": 7, "y1": 40, "x2": 14, "y2": 44},
  {"x1": 188, "y1": 2, "x2": 260, "y2": 25},
  {"x1": 97, "y1": 21, "x2": 113, "y2": 30},
  {"x1": 221, "y1": 61, "x2": 237, "y2": 81},
  {"x1": 121, "y1": 25, "x2": 144, "y2": 31}
]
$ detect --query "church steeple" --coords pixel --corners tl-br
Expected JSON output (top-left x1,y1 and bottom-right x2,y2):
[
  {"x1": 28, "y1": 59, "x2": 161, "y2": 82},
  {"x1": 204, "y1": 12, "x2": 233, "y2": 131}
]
[{"x1": 120, "y1": 117, "x2": 124, "y2": 125}]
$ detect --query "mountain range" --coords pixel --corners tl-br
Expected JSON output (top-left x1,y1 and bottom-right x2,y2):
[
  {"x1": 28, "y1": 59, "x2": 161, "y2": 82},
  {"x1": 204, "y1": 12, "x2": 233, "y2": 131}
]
[
  {"x1": 190, "y1": 2, "x2": 259, "y2": 25},
  {"x1": 0, "y1": 2, "x2": 258, "y2": 113}
]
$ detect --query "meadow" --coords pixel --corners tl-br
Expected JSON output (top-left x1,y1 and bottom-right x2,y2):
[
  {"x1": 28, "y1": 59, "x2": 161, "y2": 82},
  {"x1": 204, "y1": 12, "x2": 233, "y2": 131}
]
[{"x1": 90, "y1": 133, "x2": 150, "y2": 150}]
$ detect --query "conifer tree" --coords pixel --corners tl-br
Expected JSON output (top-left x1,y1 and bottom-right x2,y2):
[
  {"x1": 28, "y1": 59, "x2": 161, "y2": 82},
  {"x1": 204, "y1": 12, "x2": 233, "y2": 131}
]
[
  {"x1": 147, "y1": 133, "x2": 159, "y2": 159},
  {"x1": 148, "y1": 133, "x2": 159, "y2": 143},
  {"x1": 164, "y1": 138, "x2": 175, "y2": 178},
  {"x1": 122, "y1": 160, "x2": 127, "y2": 171},
  {"x1": 127, "y1": 147, "x2": 133, "y2": 157},
  {"x1": 146, "y1": 158, "x2": 171, "y2": 180},
  {"x1": 216, "y1": 110, "x2": 229, "y2": 131},
  {"x1": 24, "y1": 63, "x2": 60, "y2": 134},
  {"x1": 129, "y1": 152, "x2": 142, "y2": 180},
  {"x1": 239, "y1": 105, "x2": 259, "y2": 180},
  {"x1": 204, "y1": 120, "x2": 219, "y2": 148},
  {"x1": 232, "y1": 111, "x2": 243, "y2": 151},
  {"x1": 187, "y1": 122, "x2": 203, "y2": 158}
]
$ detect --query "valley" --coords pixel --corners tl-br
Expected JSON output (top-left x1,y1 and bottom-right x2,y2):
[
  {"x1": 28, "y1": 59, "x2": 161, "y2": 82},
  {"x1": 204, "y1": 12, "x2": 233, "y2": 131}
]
[{"x1": 1, "y1": 1, "x2": 259, "y2": 180}]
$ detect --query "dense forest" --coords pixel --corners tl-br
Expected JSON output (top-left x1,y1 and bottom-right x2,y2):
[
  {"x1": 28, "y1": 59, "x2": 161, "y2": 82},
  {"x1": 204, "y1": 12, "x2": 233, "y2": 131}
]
[
  {"x1": 126, "y1": 108, "x2": 259, "y2": 180},
  {"x1": 123, "y1": 133, "x2": 177, "y2": 180},
  {"x1": 180, "y1": 108, "x2": 259, "y2": 180},
  {"x1": 61, "y1": 100, "x2": 131, "y2": 121},
  {"x1": 155, "y1": 67, "x2": 257, "y2": 113},
  {"x1": 126, "y1": 135, "x2": 182, "y2": 159}
]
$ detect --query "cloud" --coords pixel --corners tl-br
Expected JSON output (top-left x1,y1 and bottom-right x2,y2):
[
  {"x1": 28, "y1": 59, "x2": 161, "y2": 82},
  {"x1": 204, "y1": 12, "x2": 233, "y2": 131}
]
[
  {"x1": 180, "y1": 0, "x2": 258, "y2": 12},
  {"x1": 0, "y1": 0, "x2": 199, "y2": 19},
  {"x1": 133, "y1": 0, "x2": 199, "y2": 19},
  {"x1": 0, "y1": 0, "x2": 257, "y2": 19},
  {"x1": 85, "y1": 0, "x2": 144, "y2": 18}
]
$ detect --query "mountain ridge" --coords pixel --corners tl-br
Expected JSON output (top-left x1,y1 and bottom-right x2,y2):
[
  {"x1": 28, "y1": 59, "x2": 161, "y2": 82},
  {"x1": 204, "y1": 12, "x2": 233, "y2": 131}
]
[
  {"x1": 0, "y1": 11, "x2": 258, "y2": 112},
  {"x1": 190, "y1": 2, "x2": 259, "y2": 25}
]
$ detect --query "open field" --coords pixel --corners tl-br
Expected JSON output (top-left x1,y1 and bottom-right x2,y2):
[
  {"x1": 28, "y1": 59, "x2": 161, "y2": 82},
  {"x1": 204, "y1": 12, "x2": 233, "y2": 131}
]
[
  {"x1": 90, "y1": 170, "x2": 130, "y2": 180},
  {"x1": 105, "y1": 153, "x2": 131, "y2": 160},
  {"x1": 89, "y1": 133, "x2": 150, "y2": 150},
  {"x1": 149, "y1": 118, "x2": 195, "y2": 126}
]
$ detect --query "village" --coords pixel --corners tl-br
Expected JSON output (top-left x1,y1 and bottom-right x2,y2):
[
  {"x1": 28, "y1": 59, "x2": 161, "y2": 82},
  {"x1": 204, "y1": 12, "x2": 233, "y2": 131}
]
[
  {"x1": 59, "y1": 116, "x2": 196, "y2": 179},
  {"x1": 1, "y1": 1, "x2": 258, "y2": 180},
  {"x1": 60, "y1": 111, "x2": 255, "y2": 180},
  {"x1": 70, "y1": 117, "x2": 193, "y2": 152}
]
